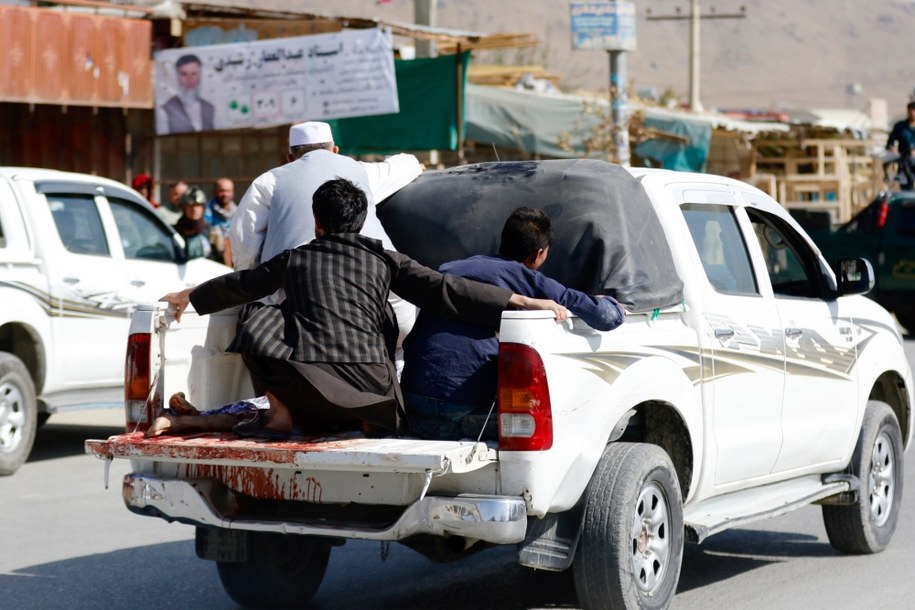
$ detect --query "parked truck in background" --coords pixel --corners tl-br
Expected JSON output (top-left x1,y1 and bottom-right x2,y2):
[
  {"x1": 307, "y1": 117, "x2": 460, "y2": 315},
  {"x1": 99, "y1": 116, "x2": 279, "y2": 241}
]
[
  {"x1": 0, "y1": 167, "x2": 228, "y2": 475},
  {"x1": 87, "y1": 161, "x2": 912, "y2": 609},
  {"x1": 809, "y1": 190, "x2": 915, "y2": 333}
]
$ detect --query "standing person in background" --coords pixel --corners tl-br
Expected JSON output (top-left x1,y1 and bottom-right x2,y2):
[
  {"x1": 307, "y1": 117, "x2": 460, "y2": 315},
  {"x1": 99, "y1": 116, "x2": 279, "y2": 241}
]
[
  {"x1": 173, "y1": 187, "x2": 212, "y2": 260},
  {"x1": 887, "y1": 101, "x2": 915, "y2": 190},
  {"x1": 205, "y1": 177, "x2": 236, "y2": 266},
  {"x1": 157, "y1": 54, "x2": 215, "y2": 134},
  {"x1": 159, "y1": 180, "x2": 188, "y2": 224},
  {"x1": 131, "y1": 174, "x2": 159, "y2": 208},
  {"x1": 230, "y1": 121, "x2": 424, "y2": 373}
]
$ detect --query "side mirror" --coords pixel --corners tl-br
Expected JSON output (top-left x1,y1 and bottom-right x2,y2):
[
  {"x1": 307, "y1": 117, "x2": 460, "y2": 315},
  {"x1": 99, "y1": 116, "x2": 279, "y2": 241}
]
[{"x1": 835, "y1": 257, "x2": 874, "y2": 296}]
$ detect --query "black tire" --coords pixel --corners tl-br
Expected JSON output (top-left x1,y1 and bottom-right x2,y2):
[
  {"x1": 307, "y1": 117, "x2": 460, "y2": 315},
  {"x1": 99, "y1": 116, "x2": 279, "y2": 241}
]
[
  {"x1": 217, "y1": 532, "x2": 331, "y2": 608},
  {"x1": 894, "y1": 311, "x2": 915, "y2": 336},
  {"x1": 573, "y1": 443, "x2": 684, "y2": 610},
  {"x1": 823, "y1": 400, "x2": 904, "y2": 554},
  {"x1": 0, "y1": 353, "x2": 38, "y2": 476}
]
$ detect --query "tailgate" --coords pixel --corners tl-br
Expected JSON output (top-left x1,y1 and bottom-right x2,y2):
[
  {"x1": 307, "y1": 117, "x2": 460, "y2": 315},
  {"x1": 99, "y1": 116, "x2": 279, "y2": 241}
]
[
  {"x1": 85, "y1": 433, "x2": 525, "y2": 543},
  {"x1": 85, "y1": 432, "x2": 497, "y2": 475}
]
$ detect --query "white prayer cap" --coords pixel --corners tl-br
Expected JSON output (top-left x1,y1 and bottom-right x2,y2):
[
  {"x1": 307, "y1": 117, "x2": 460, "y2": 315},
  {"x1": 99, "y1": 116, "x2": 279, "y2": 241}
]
[{"x1": 289, "y1": 121, "x2": 334, "y2": 147}]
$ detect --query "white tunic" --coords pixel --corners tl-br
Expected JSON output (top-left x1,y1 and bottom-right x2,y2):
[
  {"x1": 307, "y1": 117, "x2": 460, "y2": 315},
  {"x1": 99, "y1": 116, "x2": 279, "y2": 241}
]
[
  {"x1": 228, "y1": 150, "x2": 423, "y2": 373},
  {"x1": 230, "y1": 150, "x2": 422, "y2": 271}
]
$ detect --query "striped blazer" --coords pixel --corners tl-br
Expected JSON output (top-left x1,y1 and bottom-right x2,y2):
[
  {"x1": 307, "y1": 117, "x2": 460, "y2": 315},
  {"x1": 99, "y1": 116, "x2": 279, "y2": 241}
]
[{"x1": 190, "y1": 233, "x2": 512, "y2": 364}]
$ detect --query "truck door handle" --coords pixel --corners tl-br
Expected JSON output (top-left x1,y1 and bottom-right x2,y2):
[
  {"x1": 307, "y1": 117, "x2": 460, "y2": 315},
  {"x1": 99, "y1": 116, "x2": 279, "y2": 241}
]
[
  {"x1": 785, "y1": 327, "x2": 803, "y2": 338},
  {"x1": 131, "y1": 280, "x2": 146, "y2": 287},
  {"x1": 63, "y1": 276, "x2": 80, "y2": 285},
  {"x1": 713, "y1": 328, "x2": 735, "y2": 339}
]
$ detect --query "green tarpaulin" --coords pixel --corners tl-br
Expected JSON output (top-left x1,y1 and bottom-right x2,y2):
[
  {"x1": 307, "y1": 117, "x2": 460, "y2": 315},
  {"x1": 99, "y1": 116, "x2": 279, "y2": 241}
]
[
  {"x1": 464, "y1": 84, "x2": 713, "y2": 172},
  {"x1": 329, "y1": 52, "x2": 470, "y2": 154}
]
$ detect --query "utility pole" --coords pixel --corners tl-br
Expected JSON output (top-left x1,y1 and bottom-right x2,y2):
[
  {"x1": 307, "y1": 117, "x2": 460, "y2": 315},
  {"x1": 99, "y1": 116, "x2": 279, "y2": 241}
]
[
  {"x1": 646, "y1": 2, "x2": 746, "y2": 112},
  {"x1": 414, "y1": 0, "x2": 442, "y2": 164},
  {"x1": 570, "y1": 2, "x2": 637, "y2": 166},
  {"x1": 414, "y1": 0, "x2": 437, "y2": 58}
]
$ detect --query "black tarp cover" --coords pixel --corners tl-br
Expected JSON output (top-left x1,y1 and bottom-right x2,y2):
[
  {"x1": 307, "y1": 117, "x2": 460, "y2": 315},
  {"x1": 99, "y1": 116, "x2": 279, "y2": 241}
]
[{"x1": 377, "y1": 159, "x2": 684, "y2": 313}]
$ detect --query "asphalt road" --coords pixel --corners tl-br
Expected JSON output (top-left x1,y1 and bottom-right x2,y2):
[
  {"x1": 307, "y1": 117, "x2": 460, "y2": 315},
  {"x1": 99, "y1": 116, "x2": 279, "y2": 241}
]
[{"x1": 2, "y1": 338, "x2": 914, "y2": 609}]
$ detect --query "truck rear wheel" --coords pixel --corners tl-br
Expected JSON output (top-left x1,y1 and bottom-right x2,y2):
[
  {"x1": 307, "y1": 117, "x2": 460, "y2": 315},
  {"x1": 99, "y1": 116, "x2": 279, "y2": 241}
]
[
  {"x1": 0, "y1": 353, "x2": 38, "y2": 476},
  {"x1": 216, "y1": 532, "x2": 331, "y2": 608},
  {"x1": 573, "y1": 442, "x2": 684, "y2": 610},
  {"x1": 822, "y1": 400, "x2": 903, "y2": 554},
  {"x1": 894, "y1": 311, "x2": 915, "y2": 335}
]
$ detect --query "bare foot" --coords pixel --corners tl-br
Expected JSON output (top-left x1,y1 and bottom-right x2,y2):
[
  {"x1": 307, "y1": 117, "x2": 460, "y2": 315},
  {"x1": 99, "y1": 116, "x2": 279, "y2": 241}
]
[
  {"x1": 146, "y1": 413, "x2": 238, "y2": 437},
  {"x1": 265, "y1": 392, "x2": 294, "y2": 429},
  {"x1": 168, "y1": 392, "x2": 199, "y2": 416},
  {"x1": 146, "y1": 414, "x2": 178, "y2": 437}
]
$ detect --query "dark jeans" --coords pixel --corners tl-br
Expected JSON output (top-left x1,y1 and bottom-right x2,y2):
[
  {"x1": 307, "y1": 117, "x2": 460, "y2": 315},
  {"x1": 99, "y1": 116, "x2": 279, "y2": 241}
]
[
  {"x1": 404, "y1": 391, "x2": 497, "y2": 441},
  {"x1": 900, "y1": 158, "x2": 914, "y2": 191}
]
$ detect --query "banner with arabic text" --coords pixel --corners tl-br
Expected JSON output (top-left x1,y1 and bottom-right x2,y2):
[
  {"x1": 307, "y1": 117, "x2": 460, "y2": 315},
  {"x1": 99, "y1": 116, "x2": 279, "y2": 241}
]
[{"x1": 153, "y1": 28, "x2": 399, "y2": 135}]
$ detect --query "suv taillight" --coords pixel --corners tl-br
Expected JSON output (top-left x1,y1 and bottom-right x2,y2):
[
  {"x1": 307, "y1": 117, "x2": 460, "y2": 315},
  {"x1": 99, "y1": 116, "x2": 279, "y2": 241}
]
[
  {"x1": 125, "y1": 332, "x2": 152, "y2": 432},
  {"x1": 498, "y1": 342, "x2": 553, "y2": 451}
]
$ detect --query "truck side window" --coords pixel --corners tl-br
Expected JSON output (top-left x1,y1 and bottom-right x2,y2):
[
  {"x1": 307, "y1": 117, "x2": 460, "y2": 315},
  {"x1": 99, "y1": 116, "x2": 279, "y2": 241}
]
[
  {"x1": 47, "y1": 194, "x2": 110, "y2": 256},
  {"x1": 747, "y1": 209, "x2": 825, "y2": 299},
  {"x1": 109, "y1": 198, "x2": 178, "y2": 262},
  {"x1": 681, "y1": 203, "x2": 758, "y2": 295}
]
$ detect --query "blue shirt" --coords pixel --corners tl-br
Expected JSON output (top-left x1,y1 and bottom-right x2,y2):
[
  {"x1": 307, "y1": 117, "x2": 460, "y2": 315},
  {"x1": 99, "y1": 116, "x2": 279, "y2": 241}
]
[
  {"x1": 205, "y1": 198, "x2": 236, "y2": 231},
  {"x1": 401, "y1": 255, "x2": 625, "y2": 407}
]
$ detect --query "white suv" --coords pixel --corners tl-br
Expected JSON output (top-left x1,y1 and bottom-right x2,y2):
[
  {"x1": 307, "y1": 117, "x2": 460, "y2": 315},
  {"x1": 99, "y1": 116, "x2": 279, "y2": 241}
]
[{"x1": 0, "y1": 167, "x2": 229, "y2": 475}]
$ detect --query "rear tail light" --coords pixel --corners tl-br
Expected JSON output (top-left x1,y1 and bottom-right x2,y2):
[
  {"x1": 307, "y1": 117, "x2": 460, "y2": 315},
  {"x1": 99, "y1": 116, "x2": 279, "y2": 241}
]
[
  {"x1": 877, "y1": 197, "x2": 890, "y2": 229},
  {"x1": 498, "y1": 343, "x2": 553, "y2": 451},
  {"x1": 125, "y1": 332, "x2": 152, "y2": 432}
]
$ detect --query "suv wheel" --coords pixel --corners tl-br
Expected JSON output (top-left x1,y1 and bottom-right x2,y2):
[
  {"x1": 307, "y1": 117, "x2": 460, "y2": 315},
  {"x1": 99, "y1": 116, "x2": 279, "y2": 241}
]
[{"x1": 0, "y1": 353, "x2": 38, "y2": 476}]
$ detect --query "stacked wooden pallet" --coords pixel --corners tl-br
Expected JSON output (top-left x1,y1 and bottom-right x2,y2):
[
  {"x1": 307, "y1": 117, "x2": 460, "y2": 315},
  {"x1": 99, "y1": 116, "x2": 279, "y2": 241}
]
[
  {"x1": 751, "y1": 135, "x2": 883, "y2": 225},
  {"x1": 467, "y1": 64, "x2": 561, "y2": 87}
]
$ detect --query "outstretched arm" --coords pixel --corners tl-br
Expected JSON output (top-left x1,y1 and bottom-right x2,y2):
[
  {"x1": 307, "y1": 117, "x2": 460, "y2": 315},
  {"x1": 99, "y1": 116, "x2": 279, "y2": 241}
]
[
  {"x1": 160, "y1": 287, "x2": 193, "y2": 322},
  {"x1": 387, "y1": 251, "x2": 568, "y2": 327},
  {"x1": 508, "y1": 293, "x2": 568, "y2": 321},
  {"x1": 361, "y1": 154, "x2": 424, "y2": 203}
]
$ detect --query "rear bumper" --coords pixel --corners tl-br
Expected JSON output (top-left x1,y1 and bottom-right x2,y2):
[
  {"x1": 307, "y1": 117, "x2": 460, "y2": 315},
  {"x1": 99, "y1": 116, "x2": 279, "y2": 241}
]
[{"x1": 123, "y1": 474, "x2": 528, "y2": 545}]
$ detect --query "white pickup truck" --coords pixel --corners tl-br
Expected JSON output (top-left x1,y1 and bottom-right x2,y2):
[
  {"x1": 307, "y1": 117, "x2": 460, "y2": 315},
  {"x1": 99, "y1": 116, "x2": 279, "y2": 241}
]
[
  {"x1": 86, "y1": 161, "x2": 912, "y2": 610},
  {"x1": 0, "y1": 167, "x2": 228, "y2": 475}
]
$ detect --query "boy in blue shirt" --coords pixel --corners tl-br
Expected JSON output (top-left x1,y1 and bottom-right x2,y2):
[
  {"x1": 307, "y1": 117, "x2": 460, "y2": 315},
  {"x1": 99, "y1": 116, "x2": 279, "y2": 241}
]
[{"x1": 401, "y1": 207, "x2": 626, "y2": 440}]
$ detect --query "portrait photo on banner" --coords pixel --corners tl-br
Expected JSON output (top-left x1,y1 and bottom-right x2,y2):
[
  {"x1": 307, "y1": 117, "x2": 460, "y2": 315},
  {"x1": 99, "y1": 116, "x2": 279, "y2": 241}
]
[{"x1": 153, "y1": 28, "x2": 399, "y2": 136}]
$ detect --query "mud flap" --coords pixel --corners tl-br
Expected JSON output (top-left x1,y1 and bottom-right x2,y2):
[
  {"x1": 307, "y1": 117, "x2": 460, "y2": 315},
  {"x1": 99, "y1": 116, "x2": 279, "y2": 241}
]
[{"x1": 517, "y1": 497, "x2": 587, "y2": 572}]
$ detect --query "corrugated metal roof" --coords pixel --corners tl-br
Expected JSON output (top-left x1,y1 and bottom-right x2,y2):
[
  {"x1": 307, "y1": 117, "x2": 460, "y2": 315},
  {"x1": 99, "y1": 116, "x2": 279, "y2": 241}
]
[{"x1": 0, "y1": 5, "x2": 153, "y2": 108}]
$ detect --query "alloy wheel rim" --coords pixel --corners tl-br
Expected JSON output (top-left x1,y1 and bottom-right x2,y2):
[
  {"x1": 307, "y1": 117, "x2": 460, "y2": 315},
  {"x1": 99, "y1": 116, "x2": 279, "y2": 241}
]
[
  {"x1": 869, "y1": 430, "x2": 895, "y2": 527},
  {"x1": 629, "y1": 480, "x2": 670, "y2": 596},
  {"x1": 0, "y1": 381, "x2": 25, "y2": 454}
]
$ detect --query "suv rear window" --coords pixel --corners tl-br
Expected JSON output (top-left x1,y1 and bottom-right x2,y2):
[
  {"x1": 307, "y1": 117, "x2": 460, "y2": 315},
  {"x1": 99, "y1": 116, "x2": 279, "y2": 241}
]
[{"x1": 47, "y1": 194, "x2": 110, "y2": 256}]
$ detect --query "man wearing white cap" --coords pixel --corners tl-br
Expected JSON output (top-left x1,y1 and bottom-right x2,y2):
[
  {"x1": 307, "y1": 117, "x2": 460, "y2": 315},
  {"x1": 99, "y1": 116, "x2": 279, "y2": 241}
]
[{"x1": 229, "y1": 121, "x2": 423, "y2": 370}]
